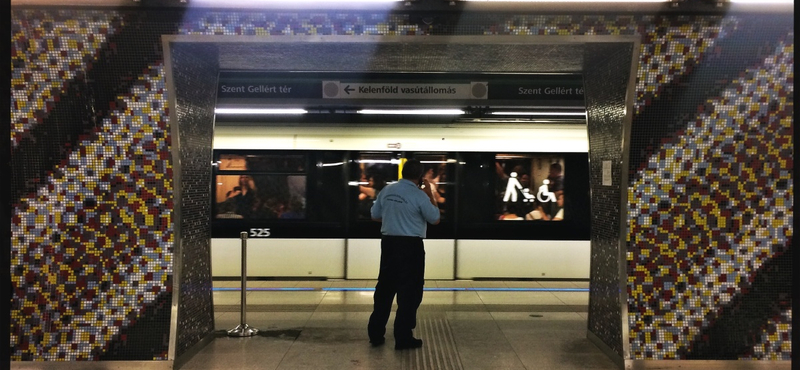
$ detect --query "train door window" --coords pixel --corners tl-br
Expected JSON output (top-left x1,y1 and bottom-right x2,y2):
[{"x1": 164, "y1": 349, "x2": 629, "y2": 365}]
[
  {"x1": 311, "y1": 151, "x2": 348, "y2": 223},
  {"x1": 495, "y1": 154, "x2": 565, "y2": 221},
  {"x1": 351, "y1": 152, "x2": 400, "y2": 220},
  {"x1": 214, "y1": 153, "x2": 307, "y2": 220},
  {"x1": 414, "y1": 153, "x2": 455, "y2": 222}
]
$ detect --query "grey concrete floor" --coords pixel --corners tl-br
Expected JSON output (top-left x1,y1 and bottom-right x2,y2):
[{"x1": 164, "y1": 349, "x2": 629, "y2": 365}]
[{"x1": 180, "y1": 280, "x2": 618, "y2": 370}]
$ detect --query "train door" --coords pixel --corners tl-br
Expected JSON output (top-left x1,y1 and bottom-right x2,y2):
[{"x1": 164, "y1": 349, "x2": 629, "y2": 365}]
[
  {"x1": 410, "y1": 152, "x2": 457, "y2": 279},
  {"x1": 210, "y1": 150, "x2": 349, "y2": 278},
  {"x1": 345, "y1": 151, "x2": 457, "y2": 279}
]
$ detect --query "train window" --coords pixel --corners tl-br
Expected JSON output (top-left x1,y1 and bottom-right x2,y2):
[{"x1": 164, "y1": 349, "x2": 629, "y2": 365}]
[
  {"x1": 217, "y1": 154, "x2": 248, "y2": 171},
  {"x1": 494, "y1": 154, "x2": 565, "y2": 221},
  {"x1": 417, "y1": 154, "x2": 454, "y2": 221},
  {"x1": 210, "y1": 150, "x2": 587, "y2": 240},
  {"x1": 217, "y1": 153, "x2": 305, "y2": 173},
  {"x1": 215, "y1": 174, "x2": 306, "y2": 219},
  {"x1": 213, "y1": 152, "x2": 308, "y2": 220},
  {"x1": 352, "y1": 153, "x2": 400, "y2": 220}
]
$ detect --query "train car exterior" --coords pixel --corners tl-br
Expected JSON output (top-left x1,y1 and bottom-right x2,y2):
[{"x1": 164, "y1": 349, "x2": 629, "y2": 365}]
[
  {"x1": 9, "y1": 0, "x2": 792, "y2": 368},
  {"x1": 209, "y1": 124, "x2": 591, "y2": 280}
]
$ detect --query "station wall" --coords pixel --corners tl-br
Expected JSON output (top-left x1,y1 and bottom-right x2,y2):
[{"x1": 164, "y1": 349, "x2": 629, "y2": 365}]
[{"x1": 10, "y1": 6, "x2": 792, "y2": 363}]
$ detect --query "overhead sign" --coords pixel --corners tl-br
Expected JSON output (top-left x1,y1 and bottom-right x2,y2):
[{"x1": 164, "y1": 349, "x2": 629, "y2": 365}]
[
  {"x1": 216, "y1": 72, "x2": 583, "y2": 102},
  {"x1": 321, "y1": 81, "x2": 487, "y2": 99},
  {"x1": 219, "y1": 81, "x2": 319, "y2": 99},
  {"x1": 489, "y1": 82, "x2": 584, "y2": 100}
]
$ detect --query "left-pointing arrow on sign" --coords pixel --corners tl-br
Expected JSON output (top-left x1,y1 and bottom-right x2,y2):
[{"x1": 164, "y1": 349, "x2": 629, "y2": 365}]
[{"x1": 343, "y1": 85, "x2": 354, "y2": 95}]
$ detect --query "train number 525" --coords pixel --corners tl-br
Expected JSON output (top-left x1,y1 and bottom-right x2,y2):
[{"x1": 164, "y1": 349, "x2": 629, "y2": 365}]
[{"x1": 249, "y1": 228, "x2": 271, "y2": 238}]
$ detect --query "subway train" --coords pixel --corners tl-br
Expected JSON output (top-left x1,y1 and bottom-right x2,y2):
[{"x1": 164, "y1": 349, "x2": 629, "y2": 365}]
[{"x1": 210, "y1": 121, "x2": 592, "y2": 280}]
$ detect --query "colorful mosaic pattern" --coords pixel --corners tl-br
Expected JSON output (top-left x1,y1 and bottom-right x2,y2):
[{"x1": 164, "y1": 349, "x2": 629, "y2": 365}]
[
  {"x1": 179, "y1": 12, "x2": 422, "y2": 36},
  {"x1": 478, "y1": 14, "x2": 738, "y2": 114},
  {"x1": 10, "y1": 62, "x2": 172, "y2": 361},
  {"x1": 633, "y1": 16, "x2": 738, "y2": 115},
  {"x1": 627, "y1": 35, "x2": 793, "y2": 360},
  {"x1": 10, "y1": 10, "x2": 120, "y2": 147},
  {"x1": 744, "y1": 309, "x2": 793, "y2": 360}
]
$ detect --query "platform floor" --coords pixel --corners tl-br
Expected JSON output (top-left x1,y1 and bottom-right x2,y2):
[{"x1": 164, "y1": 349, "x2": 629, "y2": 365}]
[{"x1": 180, "y1": 279, "x2": 618, "y2": 370}]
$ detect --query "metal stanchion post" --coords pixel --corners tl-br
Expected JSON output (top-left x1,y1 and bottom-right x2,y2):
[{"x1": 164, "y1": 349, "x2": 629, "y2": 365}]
[{"x1": 227, "y1": 231, "x2": 259, "y2": 337}]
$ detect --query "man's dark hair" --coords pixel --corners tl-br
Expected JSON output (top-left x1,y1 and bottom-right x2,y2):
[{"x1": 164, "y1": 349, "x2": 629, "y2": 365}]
[
  {"x1": 401, "y1": 159, "x2": 425, "y2": 180},
  {"x1": 550, "y1": 162, "x2": 562, "y2": 173}
]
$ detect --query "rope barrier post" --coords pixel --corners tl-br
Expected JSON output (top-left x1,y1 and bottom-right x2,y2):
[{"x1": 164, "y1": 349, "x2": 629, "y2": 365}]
[{"x1": 227, "y1": 231, "x2": 259, "y2": 337}]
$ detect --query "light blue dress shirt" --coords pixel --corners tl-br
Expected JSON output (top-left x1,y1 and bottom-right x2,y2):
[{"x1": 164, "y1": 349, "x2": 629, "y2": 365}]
[{"x1": 370, "y1": 179, "x2": 441, "y2": 238}]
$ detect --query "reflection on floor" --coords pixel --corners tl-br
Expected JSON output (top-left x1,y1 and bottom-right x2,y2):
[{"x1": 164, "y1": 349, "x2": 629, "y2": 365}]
[{"x1": 181, "y1": 280, "x2": 618, "y2": 370}]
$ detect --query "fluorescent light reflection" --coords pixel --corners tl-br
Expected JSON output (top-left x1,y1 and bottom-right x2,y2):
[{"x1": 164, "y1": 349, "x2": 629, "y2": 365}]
[
  {"x1": 729, "y1": 0, "x2": 792, "y2": 3},
  {"x1": 349, "y1": 180, "x2": 400, "y2": 186},
  {"x1": 356, "y1": 159, "x2": 402, "y2": 164},
  {"x1": 420, "y1": 159, "x2": 457, "y2": 164},
  {"x1": 496, "y1": 154, "x2": 533, "y2": 159},
  {"x1": 215, "y1": 108, "x2": 307, "y2": 114},
  {"x1": 193, "y1": 0, "x2": 405, "y2": 6},
  {"x1": 490, "y1": 111, "x2": 587, "y2": 116},
  {"x1": 357, "y1": 109, "x2": 466, "y2": 115},
  {"x1": 212, "y1": 287, "x2": 590, "y2": 292},
  {"x1": 461, "y1": 0, "x2": 667, "y2": 2},
  {"x1": 318, "y1": 162, "x2": 345, "y2": 167},
  {"x1": 238, "y1": 0, "x2": 403, "y2": 2}
]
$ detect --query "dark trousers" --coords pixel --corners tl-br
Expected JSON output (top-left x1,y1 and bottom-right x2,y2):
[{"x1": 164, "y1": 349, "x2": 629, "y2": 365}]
[{"x1": 367, "y1": 236, "x2": 425, "y2": 342}]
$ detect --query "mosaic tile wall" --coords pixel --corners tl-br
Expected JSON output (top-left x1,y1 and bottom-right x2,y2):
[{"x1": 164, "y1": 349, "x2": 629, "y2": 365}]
[
  {"x1": 9, "y1": 7, "x2": 792, "y2": 363},
  {"x1": 626, "y1": 18, "x2": 793, "y2": 360},
  {"x1": 583, "y1": 42, "x2": 635, "y2": 358},
  {"x1": 10, "y1": 10, "x2": 121, "y2": 148},
  {"x1": 9, "y1": 59, "x2": 173, "y2": 360},
  {"x1": 10, "y1": 10, "x2": 122, "y2": 210},
  {"x1": 10, "y1": 9, "x2": 180, "y2": 361}
]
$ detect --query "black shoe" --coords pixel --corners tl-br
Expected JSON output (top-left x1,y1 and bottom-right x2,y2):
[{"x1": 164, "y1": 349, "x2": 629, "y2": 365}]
[
  {"x1": 395, "y1": 337, "x2": 423, "y2": 350},
  {"x1": 370, "y1": 337, "x2": 385, "y2": 347}
]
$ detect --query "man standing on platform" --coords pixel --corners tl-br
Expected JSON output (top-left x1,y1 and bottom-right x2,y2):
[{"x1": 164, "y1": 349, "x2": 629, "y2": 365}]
[{"x1": 367, "y1": 159, "x2": 441, "y2": 350}]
